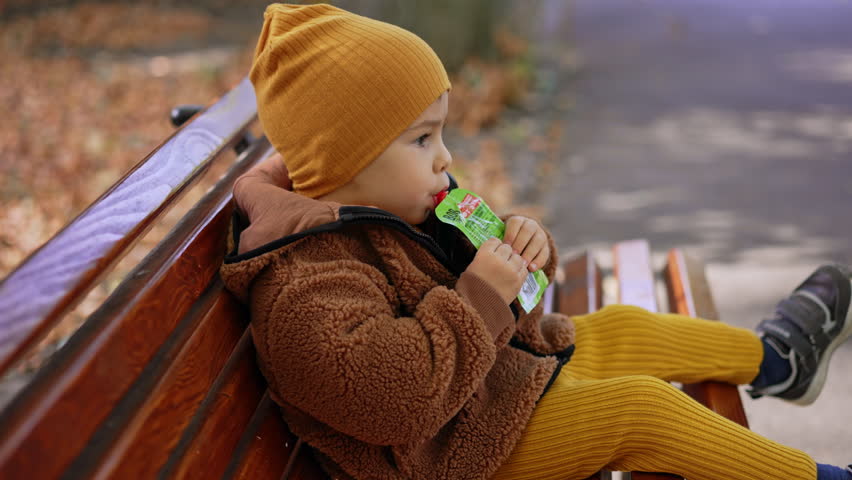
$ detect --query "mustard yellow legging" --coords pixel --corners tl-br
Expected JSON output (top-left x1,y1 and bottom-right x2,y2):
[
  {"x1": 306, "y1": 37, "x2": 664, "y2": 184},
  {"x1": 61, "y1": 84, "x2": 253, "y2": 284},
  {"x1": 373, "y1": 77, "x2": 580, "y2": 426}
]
[{"x1": 492, "y1": 305, "x2": 817, "y2": 480}]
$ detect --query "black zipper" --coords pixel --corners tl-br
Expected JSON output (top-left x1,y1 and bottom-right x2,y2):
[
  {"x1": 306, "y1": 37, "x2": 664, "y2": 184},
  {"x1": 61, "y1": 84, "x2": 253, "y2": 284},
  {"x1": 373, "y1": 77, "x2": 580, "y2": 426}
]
[
  {"x1": 224, "y1": 204, "x2": 464, "y2": 278},
  {"x1": 338, "y1": 206, "x2": 460, "y2": 275}
]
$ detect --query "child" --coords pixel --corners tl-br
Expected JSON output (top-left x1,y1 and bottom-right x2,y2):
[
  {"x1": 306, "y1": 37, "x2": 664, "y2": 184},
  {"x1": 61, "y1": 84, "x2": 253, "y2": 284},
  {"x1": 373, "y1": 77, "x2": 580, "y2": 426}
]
[{"x1": 220, "y1": 4, "x2": 851, "y2": 479}]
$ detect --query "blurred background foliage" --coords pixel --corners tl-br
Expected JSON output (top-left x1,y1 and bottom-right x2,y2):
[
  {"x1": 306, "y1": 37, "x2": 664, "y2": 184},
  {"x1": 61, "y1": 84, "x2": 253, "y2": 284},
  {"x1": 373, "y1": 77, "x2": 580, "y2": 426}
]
[
  {"x1": 0, "y1": 0, "x2": 551, "y2": 375},
  {"x1": 0, "y1": 0, "x2": 535, "y2": 275}
]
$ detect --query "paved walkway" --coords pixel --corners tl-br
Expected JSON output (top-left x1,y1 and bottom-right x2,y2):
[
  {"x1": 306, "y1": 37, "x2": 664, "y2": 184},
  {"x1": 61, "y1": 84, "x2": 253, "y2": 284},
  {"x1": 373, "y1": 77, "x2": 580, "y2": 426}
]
[{"x1": 537, "y1": 0, "x2": 851, "y2": 465}]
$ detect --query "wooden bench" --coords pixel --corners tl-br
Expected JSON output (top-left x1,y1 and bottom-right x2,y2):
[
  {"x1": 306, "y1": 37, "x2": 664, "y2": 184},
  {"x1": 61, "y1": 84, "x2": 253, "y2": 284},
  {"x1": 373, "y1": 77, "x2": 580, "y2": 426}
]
[{"x1": 0, "y1": 78, "x2": 749, "y2": 479}]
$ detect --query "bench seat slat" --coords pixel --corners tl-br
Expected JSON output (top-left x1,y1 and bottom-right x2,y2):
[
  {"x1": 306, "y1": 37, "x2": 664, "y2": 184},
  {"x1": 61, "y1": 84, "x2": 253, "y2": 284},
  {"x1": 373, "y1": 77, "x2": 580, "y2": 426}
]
[
  {"x1": 0, "y1": 141, "x2": 272, "y2": 480},
  {"x1": 613, "y1": 239, "x2": 658, "y2": 312}
]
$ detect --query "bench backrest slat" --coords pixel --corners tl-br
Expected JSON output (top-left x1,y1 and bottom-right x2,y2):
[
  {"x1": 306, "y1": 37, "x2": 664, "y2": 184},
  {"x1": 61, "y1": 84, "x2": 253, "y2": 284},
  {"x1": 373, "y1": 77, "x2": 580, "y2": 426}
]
[
  {"x1": 0, "y1": 138, "x2": 271, "y2": 479},
  {"x1": 223, "y1": 392, "x2": 296, "y2": 480},
  {"x1": 283, "y1": 440, "x2": 331, "y2": 480},
  {"x1": 86, "y1": 289, "x2": 249, "y2": 479},
  {"x1": 0, "y1": 78, "x2": 259, "y2": 375},
  {"x1": 161, "y1": 329, "x2": 267, "y2": 479}
]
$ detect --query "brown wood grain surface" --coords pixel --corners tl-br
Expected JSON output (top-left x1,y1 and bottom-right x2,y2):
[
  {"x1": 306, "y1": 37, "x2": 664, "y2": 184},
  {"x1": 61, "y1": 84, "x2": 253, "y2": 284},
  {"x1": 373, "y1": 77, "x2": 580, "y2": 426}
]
[
  {"x1": 560, "y1": 252, "x2": 608, "y2": 480},
  {"x1": 164, "y1": 330, "x2": 268, "y2": 480},
  {"x1": 0, "y1": 78, "x2": 259, "y2": 375},
  {"x1": 0, "y1": 138, "x2": 272, "y2": 479},
  {"x1": 223, "y1": 392, "x2": 296, "y2": 480},
  {"x1": 664, "y1": 249, "x2": 749, "y2": 428},
  {"x1": 285, "y1": 439, "x2": 332, "y2": 480},
  {"x1": 558, "y1": 252, "x2": 603, "y2": 316},
  {"x1": 88, "y1": 290, "x2": 247, "y2": 479}
]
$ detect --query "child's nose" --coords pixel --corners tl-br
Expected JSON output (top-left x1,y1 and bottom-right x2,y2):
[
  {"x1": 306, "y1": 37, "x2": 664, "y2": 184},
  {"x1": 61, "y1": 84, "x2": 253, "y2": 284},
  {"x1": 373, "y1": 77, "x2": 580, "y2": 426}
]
[{"x1": 435, "y1": 143, "x2": 452, "y2": 172}]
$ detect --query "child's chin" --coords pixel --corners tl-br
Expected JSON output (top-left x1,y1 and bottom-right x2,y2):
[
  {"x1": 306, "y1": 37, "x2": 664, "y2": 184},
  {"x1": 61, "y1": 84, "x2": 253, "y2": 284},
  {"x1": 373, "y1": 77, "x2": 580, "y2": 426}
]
[{"x1": 408, "y1": 208, "x2": 431, "y2": 225}]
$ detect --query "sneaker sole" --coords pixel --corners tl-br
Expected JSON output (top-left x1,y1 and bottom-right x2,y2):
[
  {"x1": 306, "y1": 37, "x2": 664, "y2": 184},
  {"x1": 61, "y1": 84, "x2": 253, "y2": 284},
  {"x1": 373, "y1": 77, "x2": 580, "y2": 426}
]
[{"x1": 792, "y1": 278, "x2": 852, "y2": 406}]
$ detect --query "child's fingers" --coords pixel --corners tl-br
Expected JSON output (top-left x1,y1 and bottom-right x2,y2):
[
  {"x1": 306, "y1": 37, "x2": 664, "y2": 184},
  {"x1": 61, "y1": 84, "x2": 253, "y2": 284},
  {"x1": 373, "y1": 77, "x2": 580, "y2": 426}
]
[
  {"x1": 508, "y1": 218, "x2": 537, "y2": 254},
  {"x1": 529, "y1": 244, "x2": 550, "y2": 272},
  {"x1": 493, "y1": 242, "x2": 515, "y2": 261},
  {"x1": 503, "y1": 217, "x2": 523, "y2": 246},
  {"x1": 520, "y1": 229, "x2": 547, "y2": 265},
  {"x1": 509, "y1": 252, "x2": 527, "y2": 274},
  {"x1": 480, "y1": 236, "x2": 502, "y2": 252}
]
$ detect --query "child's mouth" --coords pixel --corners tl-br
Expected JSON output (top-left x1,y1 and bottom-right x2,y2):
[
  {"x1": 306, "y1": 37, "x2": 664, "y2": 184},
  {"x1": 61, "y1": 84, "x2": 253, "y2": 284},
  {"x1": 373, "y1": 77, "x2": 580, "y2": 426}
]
[{"x1": 432, "y1": 190, "x2": 448, "y2": 207}]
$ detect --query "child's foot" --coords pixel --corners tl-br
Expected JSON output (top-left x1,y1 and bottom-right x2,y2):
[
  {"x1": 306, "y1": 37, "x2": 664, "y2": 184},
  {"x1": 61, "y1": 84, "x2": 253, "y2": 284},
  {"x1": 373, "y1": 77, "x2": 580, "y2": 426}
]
[
  {"x1": 815, "y1": 463, "x2": 852, "y2": 480},
  {"x1": 748, "y1": 264, "x2": 852, "y2": 405}
]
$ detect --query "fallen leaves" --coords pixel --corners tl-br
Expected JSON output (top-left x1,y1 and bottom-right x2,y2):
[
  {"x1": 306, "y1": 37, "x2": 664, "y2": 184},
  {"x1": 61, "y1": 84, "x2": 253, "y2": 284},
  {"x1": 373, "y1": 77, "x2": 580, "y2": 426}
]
[
  {"x1": 2, "y1": 3, "x2": 212, "y2": 54},
  {"x1": 0, "y1": 4, "x2": 543, "y2": 378}
]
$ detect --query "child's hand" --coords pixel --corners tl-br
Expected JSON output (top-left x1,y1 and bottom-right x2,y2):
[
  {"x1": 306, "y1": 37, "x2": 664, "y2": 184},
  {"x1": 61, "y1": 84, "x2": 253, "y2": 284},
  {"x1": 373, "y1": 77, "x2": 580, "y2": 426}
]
[
  {"x1": 503, "y1": 216, "x2": 550, "y2": 272},
  {"x1": 466, "y1": 237, "x2": 528, "y2": 304}
]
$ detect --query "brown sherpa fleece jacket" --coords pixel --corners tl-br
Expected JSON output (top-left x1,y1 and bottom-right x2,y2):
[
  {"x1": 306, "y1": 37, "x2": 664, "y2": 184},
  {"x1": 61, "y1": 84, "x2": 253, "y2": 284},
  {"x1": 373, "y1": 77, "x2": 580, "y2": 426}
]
[{"x1": 219, "y1": 154, "x2": 576, "y2": 480}]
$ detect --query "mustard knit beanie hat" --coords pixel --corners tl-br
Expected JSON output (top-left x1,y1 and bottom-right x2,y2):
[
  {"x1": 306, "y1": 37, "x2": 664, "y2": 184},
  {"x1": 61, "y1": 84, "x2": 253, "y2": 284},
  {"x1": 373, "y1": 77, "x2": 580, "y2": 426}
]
[{"x1": 250, "y1": 3, "x2": 452, "y2": 198}]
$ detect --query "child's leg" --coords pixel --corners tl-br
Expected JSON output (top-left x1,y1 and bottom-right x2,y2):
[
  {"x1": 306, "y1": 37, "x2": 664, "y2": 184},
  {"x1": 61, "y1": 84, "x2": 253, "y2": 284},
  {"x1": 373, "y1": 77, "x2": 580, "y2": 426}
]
[
  {"x1": 492, "y1": 371, "x2": 816, "y2": 480},
  {"x1": 564, "y1": 304, "x2": 763, "y2": 384}
]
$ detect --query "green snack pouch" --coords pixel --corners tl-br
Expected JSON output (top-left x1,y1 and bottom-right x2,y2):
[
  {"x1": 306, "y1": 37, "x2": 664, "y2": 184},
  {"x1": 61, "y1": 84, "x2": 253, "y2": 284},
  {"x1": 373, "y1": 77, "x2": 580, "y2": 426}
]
[{"x1": 434, "y1": 188, "x2": 549, "y2": 313}]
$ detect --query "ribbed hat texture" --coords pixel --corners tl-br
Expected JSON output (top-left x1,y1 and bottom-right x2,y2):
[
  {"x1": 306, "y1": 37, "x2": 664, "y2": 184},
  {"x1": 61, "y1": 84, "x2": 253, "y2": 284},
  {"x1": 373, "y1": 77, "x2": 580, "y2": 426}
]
[{"x1": 250, "y1": 3, "x2": 452, "y2": 198}]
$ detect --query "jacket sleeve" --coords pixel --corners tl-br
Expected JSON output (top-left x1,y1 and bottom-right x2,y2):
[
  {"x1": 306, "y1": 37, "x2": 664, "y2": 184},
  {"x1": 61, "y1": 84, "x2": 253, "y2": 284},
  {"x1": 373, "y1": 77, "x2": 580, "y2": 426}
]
[{"x1": 255, "y1": 245, "x2": 515, "y2": 446}]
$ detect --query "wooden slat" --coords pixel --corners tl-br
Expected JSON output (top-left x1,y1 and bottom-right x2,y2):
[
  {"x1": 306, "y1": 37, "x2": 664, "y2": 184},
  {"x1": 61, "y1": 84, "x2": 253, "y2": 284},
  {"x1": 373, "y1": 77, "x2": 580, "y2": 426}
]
[
  {"x1": 284, "y1": 441, "x2": 332, "y2": 480},
  {"x1": 0, "y1": 140, "x2": 273, "y2": 480},
  {"x1": 222, "y1": 390, "x2": 328, "y2": 480},
  {"x1": 559, "y1": 252, "x2": 609, "y2": 480},
  {"x1": 77, "y1": 289, "x2": 247, "y2": 479},
  {"x1": 613, "y1": 241, "x2": 679, "y2": 480},
  {"x1": 558, "y1": 252, "x2": 603, "y2": 316},
  {"x1": 163, "y1": 330, "x2": 267, "y2": 479},
  {"x1": 663, "y1": 249, "x2": 749, "y2": 428},
  {"x1": 613, "y1": 239, "x2": 658, "y2": 312},
  {"x1": 222, "y1": 392, "x2": 295, "y2": 480},
  {"x1": 0, "y1": 77, "x2": 258, "y2": 375}
]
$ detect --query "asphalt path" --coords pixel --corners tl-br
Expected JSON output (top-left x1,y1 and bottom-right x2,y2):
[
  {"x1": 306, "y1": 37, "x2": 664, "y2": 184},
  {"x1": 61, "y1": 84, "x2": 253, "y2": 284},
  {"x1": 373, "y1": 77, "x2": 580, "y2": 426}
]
[{"x1": 539, "y1": 0, "x2": 851, "y2": 466}]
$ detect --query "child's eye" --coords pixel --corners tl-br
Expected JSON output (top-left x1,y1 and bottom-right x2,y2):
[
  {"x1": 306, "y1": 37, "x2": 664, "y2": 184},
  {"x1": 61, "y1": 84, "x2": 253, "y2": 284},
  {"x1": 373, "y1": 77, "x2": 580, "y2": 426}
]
[{"x1": 414, "y1": 133, "x2": 430, "y2": 147}]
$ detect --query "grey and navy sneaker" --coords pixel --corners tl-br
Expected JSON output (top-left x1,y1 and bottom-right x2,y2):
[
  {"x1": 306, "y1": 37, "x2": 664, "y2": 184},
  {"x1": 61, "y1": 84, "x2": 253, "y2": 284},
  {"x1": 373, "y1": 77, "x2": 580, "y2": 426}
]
[{"x1": 748, "y1": 264, "x2": 852, "y2": 405}]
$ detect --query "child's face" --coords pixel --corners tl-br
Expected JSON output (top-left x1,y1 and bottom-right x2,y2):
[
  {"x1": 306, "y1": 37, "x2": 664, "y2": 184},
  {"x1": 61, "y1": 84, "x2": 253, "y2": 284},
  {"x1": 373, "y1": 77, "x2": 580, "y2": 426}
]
[{"x1": 346, "y1": 92, "x2": 452, "y2": 224}]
